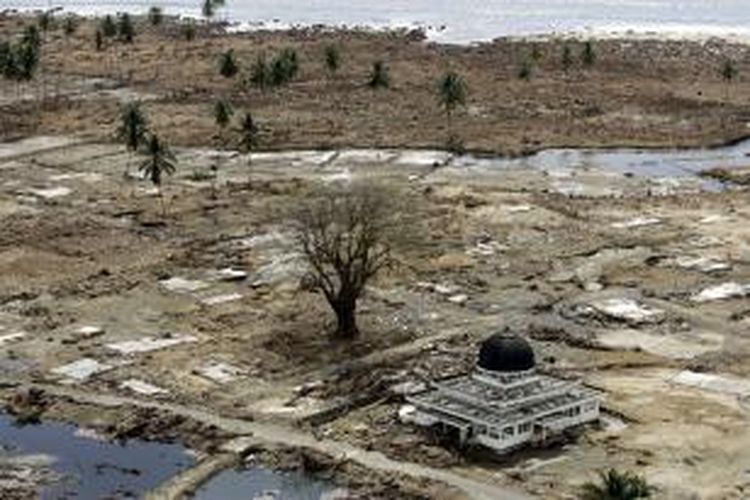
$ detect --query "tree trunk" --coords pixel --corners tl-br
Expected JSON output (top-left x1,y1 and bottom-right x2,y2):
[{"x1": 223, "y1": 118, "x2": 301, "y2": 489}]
[
  {"x1": 333, "y1": 298, "x2": 358, "y2": 339},
  {"x1": 158, "y1": 185, "x2": 167, "y2": 217}
]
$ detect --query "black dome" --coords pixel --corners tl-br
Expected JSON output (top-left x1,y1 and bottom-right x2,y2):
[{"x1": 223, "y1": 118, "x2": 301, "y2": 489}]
[{"x1": 477, "y1": 334, "x2": 535, "y2": 372}]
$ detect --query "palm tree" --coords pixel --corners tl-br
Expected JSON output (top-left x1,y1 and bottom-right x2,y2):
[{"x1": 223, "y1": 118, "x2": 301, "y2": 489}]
[
  {"x1": 581, "y1": 469, "x2": 654, "y2": 500},
  {"x1": 202, "y1": 0, "x2": 216, "y2": 22},
  {"x1": 214, "y1": 99, "x2": 234, "y2": 129},
  {"x1": 324, "y1": 45, "x2": 340, "y2": 78},
  {"x1": 518, "y1": 58, "x2": 533, "y2": 80},
  {"x1": 148, "y1": 7, "x2": 164, "y2": 28},
  {"x1": 562, "y1": 44, "x2": 573, "y2": 72},
  {"x1": 101, "y1": 15, "x2": 117, "y2": 38},
  {"x1": 37, "y1": 11, "x2": 54, "y2": 37},
  {"x1": 21, "y1": 24, "x2": 41, "y2": 102},
  {"x1": 117, "y1": 101, "x2": 149, "y2": 177},
  {"x1": 270, "y1": 48, "x2": 299, "y2": 86},
  {"x1": 238, "y1": 112, "x2": 260, "y2": 153},
  {"x1": 218, "y1": 49, "x2": 239, "y2": 78},
  {"x1": 117, "y1": 13, "x2": 136, "y2": 82},
  {"x1": 63, "y1": 16, "x2": 77, "y2": 37},
  {"x1": 368, "y1": 60, "x2": 389, "y2": 89},
  {"x1": 37, "y1": 9, "x2": 53, "y2": 99},
  {"x1": 721, "y1": 59, "x2": 738, "y2": 99},
  {"x1": 117, "y1": 13, "x2": 135, "y2": 44},
  {"x1": 582, "y1": 40, "x2": 596, "y2": 67},
  {"x1": 138, "y1": 133, "x2": 177, "y2": 216},
  {"x1": 11, "y1": 38, "x2": 40, "y2": 101},
  {"x1": 437, "y1": 71, "x2": 467, "y2": 128},
  {"x1": 248, "y1": 54, "x2": 271, "y2": 91},
  {"x1": 181, "y1": 20, "x2": 197, "y2": 42}
]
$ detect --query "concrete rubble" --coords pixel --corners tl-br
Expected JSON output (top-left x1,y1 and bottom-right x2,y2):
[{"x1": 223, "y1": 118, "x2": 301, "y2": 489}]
[
  {"x1": 586, "y1": 298, "x2": 665, "y2": 324},
  {"x1": 672, "y1": 370, "x2": 750, "y2": 398},
  {"x1": 213, "y1": 268, "x2": 248, "y2": 282},
  {"x1": 72, "y1": 326, "x2": 105, "y2": 340},
  {"x1": 28, "y1": 186, "x2": 72, "y2": 199},
  {"x1": 106, "y1": 335, "x2": 198, "y2": 355},
  {"x1": 51, "y1": 358, "x2": 113, "y2": 382},
  {"x1": 691, "y1": 282, "x2": 750, "y2": 303},
  {"x1": 0, "y1": 332, "x2": 26, "y2": 346},
  {"x1": 196, "y1": 362, "x2": 246, "y2": 384},
  {"x1": 200, "y1": 293, "x2": 243, "y2": 306},
  {"x1": 611, "y1": 217, "x2": 661, "y2": 229},
  {"x1": 160, "y1": 277, "x2": 210, "y2": 293},
  {"x1": 120, "y1": 379, "x2": 169, "y2": 396},
  {"x1": 669, "y1": 256, "x2": 731, "y2": 273}
]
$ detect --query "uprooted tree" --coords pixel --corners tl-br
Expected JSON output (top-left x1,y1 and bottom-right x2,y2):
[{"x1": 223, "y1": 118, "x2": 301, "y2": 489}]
[{"x1": 294, "y1": 183, "x2": 411, "y2": 339}]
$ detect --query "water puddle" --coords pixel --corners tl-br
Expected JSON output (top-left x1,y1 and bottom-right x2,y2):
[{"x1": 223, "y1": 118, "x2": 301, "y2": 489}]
[
  {"x1": 194, "y1": 467, "x2": 337, "y2": 500},
  {"x1": 0, "y1": 413, "x2": 195, "y2": 499},
  {"x1": 451, "y1": 140, "x2": 750, "y2": 191}
]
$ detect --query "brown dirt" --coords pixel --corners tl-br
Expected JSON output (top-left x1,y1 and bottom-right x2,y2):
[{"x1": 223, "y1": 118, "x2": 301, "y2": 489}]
[{"x1": 1, "y1": 14, "x2": 750, "y2": 154}]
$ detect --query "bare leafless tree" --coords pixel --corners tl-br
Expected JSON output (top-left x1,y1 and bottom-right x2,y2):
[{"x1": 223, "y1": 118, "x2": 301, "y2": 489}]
[{"x1": 294, "y1": 182, "x2": 410, "y2": 339}]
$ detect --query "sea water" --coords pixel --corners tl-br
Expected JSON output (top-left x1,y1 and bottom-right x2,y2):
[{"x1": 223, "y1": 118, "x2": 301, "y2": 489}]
[{"x1": 3, "y1": 0, "x2": 750, "y2": 43}]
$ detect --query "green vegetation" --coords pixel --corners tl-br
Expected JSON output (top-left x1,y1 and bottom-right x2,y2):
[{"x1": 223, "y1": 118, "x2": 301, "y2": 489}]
[
  {"x1": 63, "y1": 16, "x2": 78, "y2": 37},
  {"x1": 181, "y1": 20, "x2": 197, "y2": 42},
  {"x1": 238, "y1": 112, "x2": 260, "y2": 152},
  {"x1": 271, "y1": 48, "x2": 299, "y2": 86},
  {"x1": 437, "y1": 71, "x2": 467, "y2": 122},
  {"x1": 248, "y1": 54, "x2": 271, "y2": 91},
  {"x1": 117, "y1": 13, "x2": 135, "y2": 44},
  {"x1": 518, "y1": 58, "x2": 533, "y2": 80},
  {"x1": 202, "y1": 0, "x2": 226, "y2": 21},
  {"x1": 148, "y1": 6, "x2": 164, "y2": 27},
  {"x1": 582, "y1": 40, "x2": 596, "y2": 67},
  {"x1": 562, "y1": 44, "x2": 573, "y2": 72},
  {"x1": 580, "y1": 469, "x2": 654, "y2": 500},
  {"x1": 95, "y1": 29, "x2": 104, "y2": 51},
  {"x1": 117, "y1": 101, "x2": 149, "y2": 176},
  {"x1": 214, "y1": 99, "x2": 234, "y2": 129},
  {"x1": 139, "y1": 133, "x2": 177, "y2": 216},
  {"x1": 101, "y1": 15, "x2": 117, "y2": 39},
  {"x1": 531, "y1": 43, "x2": 542, "y2": 62},
  {"x1": 368, "y1": 60, "x2": 390, "y2": 89},
  {"x1": 219, "y1": 49, "x2": 239, "y2": 78},
  {"x1": 0, "y1": 29, "x2": 41, "y2": 91},
  {"x1": 324, "y1": 45, "x2": 341, "y2": 77},
  {"x1": 721, "y1": 59, "x2": 738, "y2": 83},
  {"x1": 37, "y1": 11, "x2": 54, "y2": 34},
  {"x1": 246, "y1": 50, "x2": 300, "y2": 90}
]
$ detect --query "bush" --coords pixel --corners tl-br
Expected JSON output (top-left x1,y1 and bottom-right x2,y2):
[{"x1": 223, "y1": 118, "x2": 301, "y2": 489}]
[
  {"x1": 581, "y1": 469, "x2": 654, "y2": 500},
  {"x1": 270, "y1": 48, "x2": 299, "y2": 86},
  {"x1": 368, "y1": 60, "x2": 390, "y2": 89},
  {"x1": 582, "y1": 40, "x2": 596, "y2": 67},
  {"x1": 518, "y1": 59, "x2": 533, "y2": 80}
]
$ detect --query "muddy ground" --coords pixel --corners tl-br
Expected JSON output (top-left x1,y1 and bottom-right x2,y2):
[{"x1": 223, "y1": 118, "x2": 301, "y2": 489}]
[
  {"x1": 0, "y1": 11, "x2": 749, "y2": 500},
  {"x1": 0, "y1": 135, "x2": 746, "y2": 498},
  {"x1": 2, "y1": 13, "x2": 750, "y2": 154}
]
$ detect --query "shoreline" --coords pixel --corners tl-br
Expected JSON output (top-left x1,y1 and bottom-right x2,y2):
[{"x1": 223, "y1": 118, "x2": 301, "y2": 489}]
[{"x1": 5, "y1": 6, "x2": 750, "y2": 46}]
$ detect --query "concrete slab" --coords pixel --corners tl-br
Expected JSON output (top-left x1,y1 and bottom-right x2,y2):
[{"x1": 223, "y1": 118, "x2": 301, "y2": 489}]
[
  {"x1": 52, "y1": 358, "x2": 113, "y2": 382},
  {"x1": 106, "y1": 335, "x2": 198, "y2": 355},
  {"x1": 120, "y1": 379, "x2": 168, "y2": 396}
]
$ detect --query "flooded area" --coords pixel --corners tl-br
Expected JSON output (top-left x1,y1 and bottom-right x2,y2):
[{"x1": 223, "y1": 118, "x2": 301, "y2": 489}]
[
  {"x1": 194, "y1": 467, "x2": 337, "y2": 500},
  {"x1": 0, "y1": 413, "x2": 195, "y2": 499}
]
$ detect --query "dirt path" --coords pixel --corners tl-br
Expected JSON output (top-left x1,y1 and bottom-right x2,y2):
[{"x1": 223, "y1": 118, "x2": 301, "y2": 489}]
[{"x1": 16, "y1": 381, "x2": 532, "y2": 500}]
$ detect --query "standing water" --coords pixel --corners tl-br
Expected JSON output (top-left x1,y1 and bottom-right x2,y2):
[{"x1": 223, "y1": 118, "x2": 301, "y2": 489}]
[
  {"x1": 194, "y1": 467, "x2": 337, "y2": 500},
  {"x1": 4, "y1": 0, "x2": 750, "y2": 43},
  {"x1": 0, "y1": 413, "x2": 195, "y2": 499}
]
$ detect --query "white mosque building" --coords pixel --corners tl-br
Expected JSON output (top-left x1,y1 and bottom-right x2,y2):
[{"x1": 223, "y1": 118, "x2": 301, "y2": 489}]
[{"x1": 401, "y1": 334, "x2": 600, "y2": 454}]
